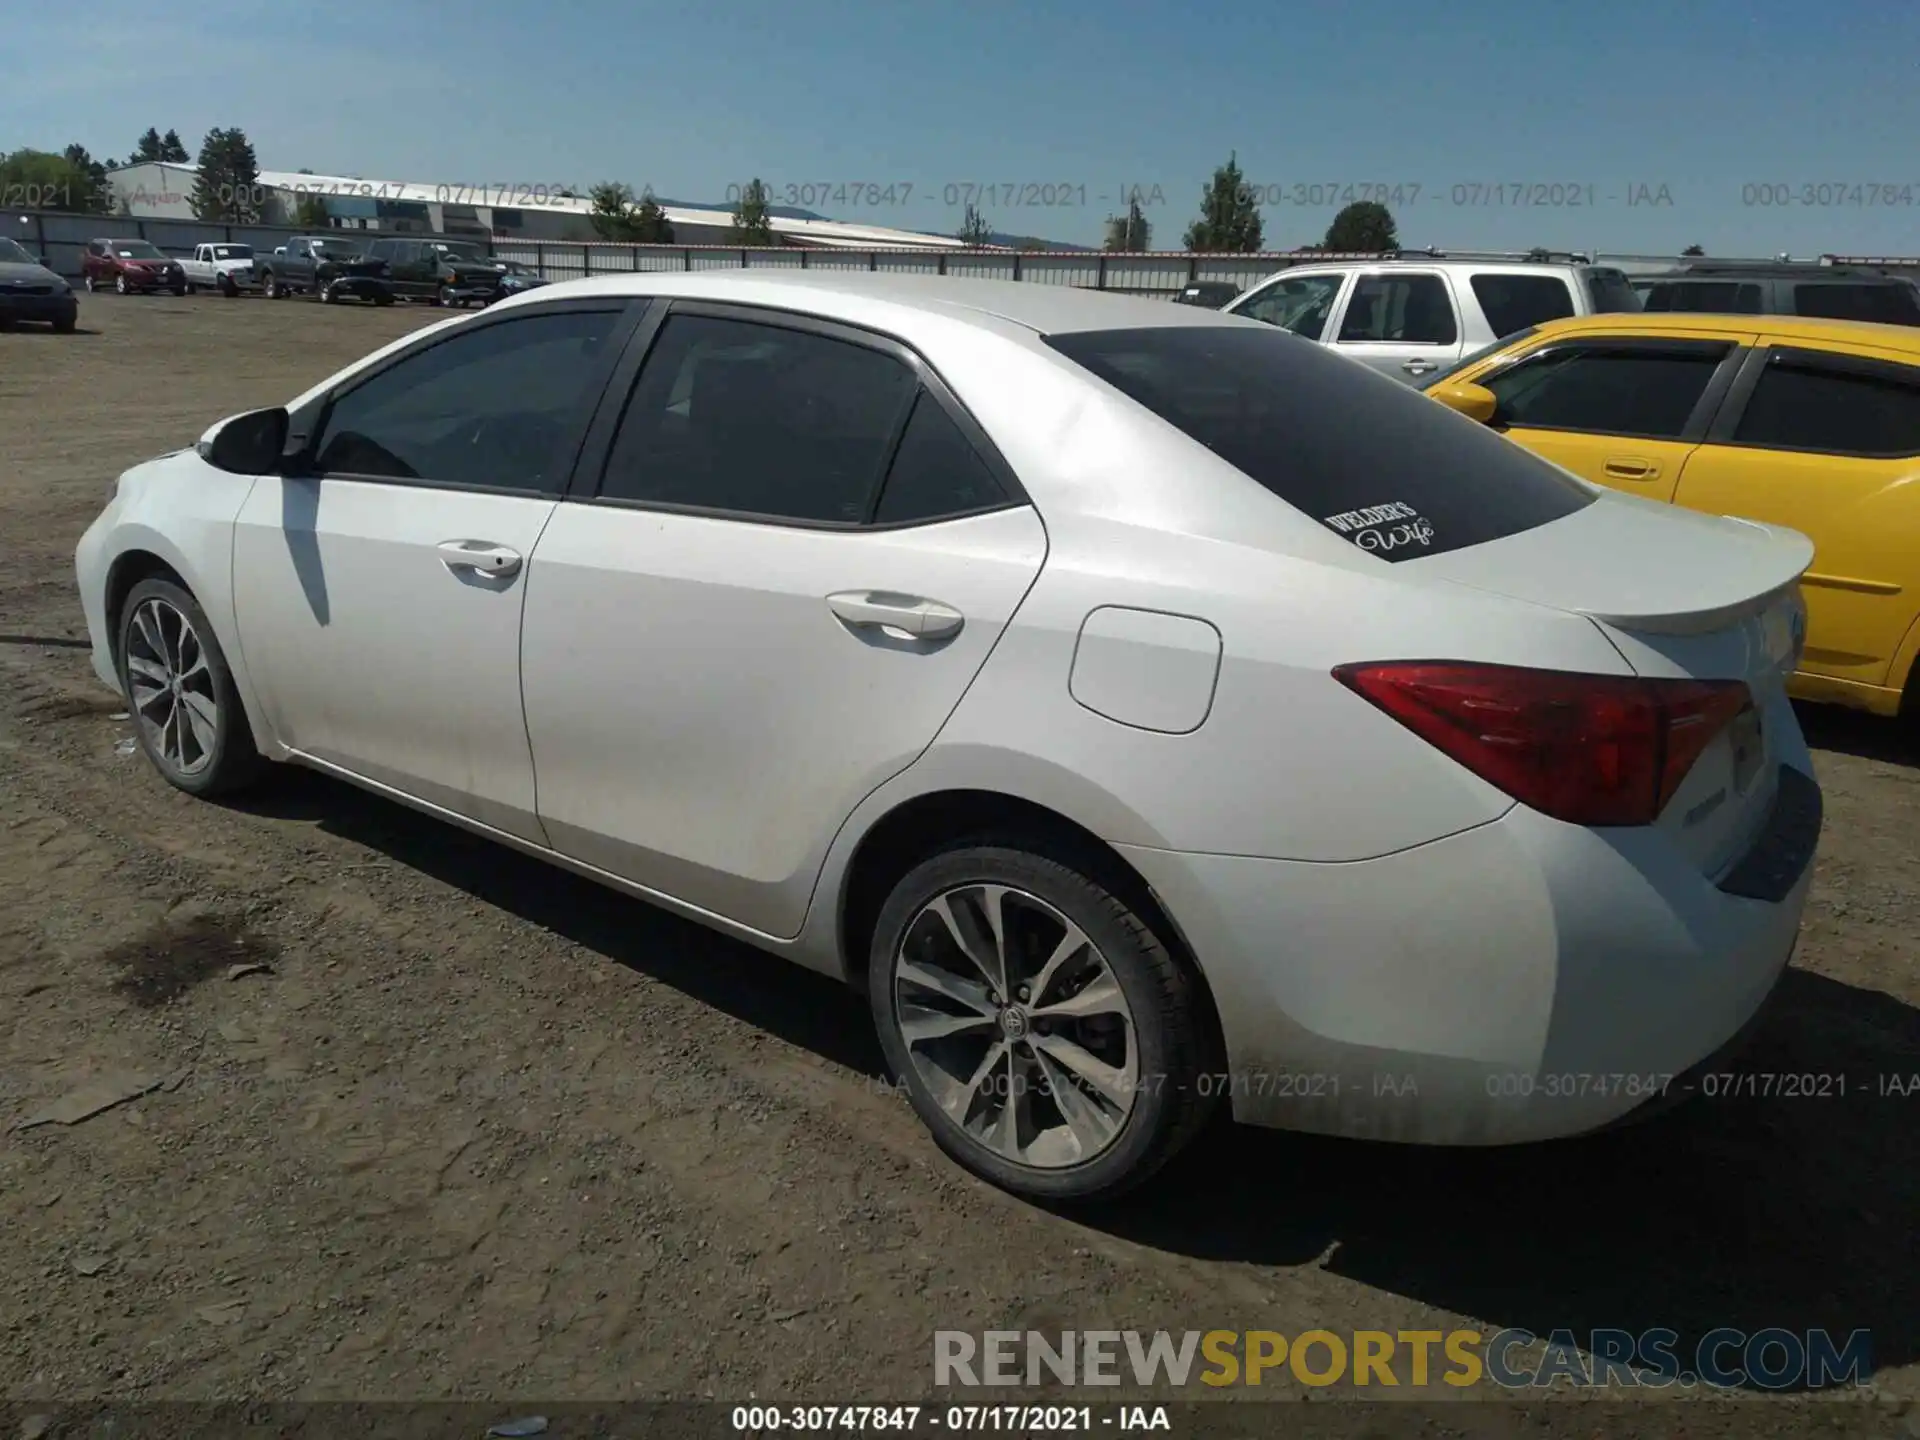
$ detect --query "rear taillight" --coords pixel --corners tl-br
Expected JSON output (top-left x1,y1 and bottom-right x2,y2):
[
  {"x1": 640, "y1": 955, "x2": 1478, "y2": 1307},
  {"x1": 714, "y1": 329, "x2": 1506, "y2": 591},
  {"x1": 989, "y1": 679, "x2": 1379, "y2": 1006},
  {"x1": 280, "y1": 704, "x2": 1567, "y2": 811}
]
[{"x1": 1333, "y1": 661, "x2": 1751, "y2": 827}]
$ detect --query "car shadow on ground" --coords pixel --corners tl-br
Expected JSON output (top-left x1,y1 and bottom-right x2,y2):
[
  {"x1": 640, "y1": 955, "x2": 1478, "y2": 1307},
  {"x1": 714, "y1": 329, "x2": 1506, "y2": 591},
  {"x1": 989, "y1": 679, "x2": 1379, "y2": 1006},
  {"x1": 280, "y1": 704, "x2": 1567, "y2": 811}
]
[
  {"x1": 230, "y1": 768, "x2": 1917, "y2": 1389},
  {"x1": 1103, "y1": 967, "x2": 1920, "y2": 1388},
  {"x1": 1796, "y1": 701, "x2": 1919, "y2": 768},
  {"x1": 227, "y1": 767, "x2": 889, "y2": 1081}
]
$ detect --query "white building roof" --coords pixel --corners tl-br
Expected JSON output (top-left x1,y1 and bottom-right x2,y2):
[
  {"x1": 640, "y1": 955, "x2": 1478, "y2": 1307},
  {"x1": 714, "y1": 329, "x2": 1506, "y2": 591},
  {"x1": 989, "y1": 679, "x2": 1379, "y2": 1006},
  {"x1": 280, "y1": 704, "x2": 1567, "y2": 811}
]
[{"x1": 247, "y1": 169, "x2": 982, "y2": 250}]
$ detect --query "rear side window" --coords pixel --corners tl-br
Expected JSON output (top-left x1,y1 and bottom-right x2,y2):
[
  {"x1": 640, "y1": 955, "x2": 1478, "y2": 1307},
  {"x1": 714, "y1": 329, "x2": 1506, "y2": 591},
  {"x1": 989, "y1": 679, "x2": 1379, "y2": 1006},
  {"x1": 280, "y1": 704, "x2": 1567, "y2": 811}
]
[
  {"x1": 1733, "y1": 354, "x2": 1920, "y2": 456},
  {"x1": 598, "y1": 314, "x2": 918, "y2": 522},
  {"x1": 1583, "y1": 268, "x2": 1642, "y2": 314},
  {"x1": 1791, "y1": 283, "x2": 1920, "y2": 325},
  {"x1": 1338, "y1": 273, "x2": 1458, "y2": 345},
  {"x1": 1641, "y1": 281, "x2": 1764, "y2": 314},
  {"x1": 1470, "y1": 274, "x2": 1576, "y2": 337},
  {"x1": 1044, "y1": 325, "x2": 1594, "y2": 561},
  {"x1": 1480, "y1": 343, "x2": 1728, "y2": 439},
  {"x1": 873, "y1": 393, "x2": 1007, "y2": 524}
]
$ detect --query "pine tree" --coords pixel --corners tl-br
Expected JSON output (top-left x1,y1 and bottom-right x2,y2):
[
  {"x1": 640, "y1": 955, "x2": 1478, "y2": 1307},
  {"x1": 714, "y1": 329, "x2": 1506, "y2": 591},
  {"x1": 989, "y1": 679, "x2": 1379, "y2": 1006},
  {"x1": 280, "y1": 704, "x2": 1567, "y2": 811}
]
[
  {"x1": 1183, "y1": 153, "x2": 1264, "y2": 253},
  {"x1": 1104, "y1": 199, "x2": 1151, "y2": 251},
  {"x1": 726, "y1": 179, "x2": 777, "y2": 246},
  {"x1": 188, "y1": 127, "x2": 263, "y2": 223},
  {"x1": 956, "y1": 203, "x2": 992, "y2": 247}
]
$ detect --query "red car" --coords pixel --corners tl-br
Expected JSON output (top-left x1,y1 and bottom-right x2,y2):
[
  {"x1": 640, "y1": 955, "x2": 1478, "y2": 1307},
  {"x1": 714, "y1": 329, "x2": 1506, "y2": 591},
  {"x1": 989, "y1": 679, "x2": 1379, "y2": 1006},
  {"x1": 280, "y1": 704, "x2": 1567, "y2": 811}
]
[{"x1": 82, "y1": 238, "x2": 186, "y2": 295}]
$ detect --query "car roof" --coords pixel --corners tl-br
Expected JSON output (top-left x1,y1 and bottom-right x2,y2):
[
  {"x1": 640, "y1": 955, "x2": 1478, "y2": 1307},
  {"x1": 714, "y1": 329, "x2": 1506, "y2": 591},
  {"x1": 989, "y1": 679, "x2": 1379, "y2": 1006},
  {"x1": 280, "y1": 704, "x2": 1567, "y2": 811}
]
[
  {"x1": 1526, "y1": 311, "x2": 1920, "y2": 348},
  {"x1": 498, "y1": 270, "x2": 1253, "y2": 337}
]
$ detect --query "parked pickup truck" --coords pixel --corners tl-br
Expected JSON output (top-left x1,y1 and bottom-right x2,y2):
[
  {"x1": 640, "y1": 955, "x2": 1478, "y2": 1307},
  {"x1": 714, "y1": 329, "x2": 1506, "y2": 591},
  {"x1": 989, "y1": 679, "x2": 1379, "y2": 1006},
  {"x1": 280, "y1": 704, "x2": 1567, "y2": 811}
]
[
  {"x1": 257, "y1": 235, "x2": 393, "y2": 304},
  {"x1": 180, "y1": 243, "x2": 259, "y2": 296}
]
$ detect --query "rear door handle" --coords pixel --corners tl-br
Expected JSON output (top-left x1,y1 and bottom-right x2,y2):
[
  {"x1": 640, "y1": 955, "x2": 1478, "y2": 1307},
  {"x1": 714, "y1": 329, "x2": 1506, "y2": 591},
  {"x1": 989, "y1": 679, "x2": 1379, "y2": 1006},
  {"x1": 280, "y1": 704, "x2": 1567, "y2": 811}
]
[
  {"x1": 436, "y1": 540, "x2": 523, "y2": 578},
  {"x1": 1401, "y1": 358, "x2": 1439, "y2": 375},
  {"x1": 1603, "y1": 457, "x2": 1661, "y2": 480},
  {"x1": 827, "y1": 591, "x2": 964, "y2": 641}
]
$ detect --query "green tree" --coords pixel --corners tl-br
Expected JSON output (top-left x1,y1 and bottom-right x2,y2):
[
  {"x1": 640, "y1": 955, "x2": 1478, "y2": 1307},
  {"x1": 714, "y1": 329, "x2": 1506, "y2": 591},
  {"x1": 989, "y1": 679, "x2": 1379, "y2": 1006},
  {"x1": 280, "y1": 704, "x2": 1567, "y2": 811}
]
[
  {"x1": 62, "y1": 144, "x2": 112, "y2": 211},
  {"x1": 1682, "y1": 243, "x2": 1705, "y2": 256},
  {"x1": 188, "y1": 127, "x2": 263, "y2": 223},
  {"x1": 293, "y1": 192, "x2": 331, "y2": 228},
  {"x1": 587, "y1": 182, "x2": 675, "y2": 242},
  {"x1": 631, "y1": 190, "x2": 674, "y2": 243},
  {"x1": 956, "y1": 203, "x2": 992, "y2": 247},
  {"x1": 1323, "y1": 200, "x2": 1398, "y2": 252},
  {"x1": 159, "y1": 129, "x2": 191, "y2": 163},
  {"x1": 1104, "y1": 199, "x2": 1151, "y2": 251},
  {"x1": 725, "y1": 178, "x2": 777, "y2": 246},
  {"x1": 128, "y1": 127, "x2": 164, "y2": 165},
  {"x1": 1183, "y1": 152, "x2": 1264, "y2": 252},
  {"x1": 0, "y1": 147, "x2": 110, "y2": 213}
]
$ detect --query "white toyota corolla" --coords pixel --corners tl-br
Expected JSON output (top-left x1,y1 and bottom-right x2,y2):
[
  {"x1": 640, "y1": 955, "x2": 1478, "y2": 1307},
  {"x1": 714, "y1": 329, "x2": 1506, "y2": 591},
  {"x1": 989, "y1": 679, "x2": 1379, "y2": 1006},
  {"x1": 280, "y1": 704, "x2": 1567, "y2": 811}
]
[{"x1": 76, "y1": 272, "x2": 1821, "y2": 1202}]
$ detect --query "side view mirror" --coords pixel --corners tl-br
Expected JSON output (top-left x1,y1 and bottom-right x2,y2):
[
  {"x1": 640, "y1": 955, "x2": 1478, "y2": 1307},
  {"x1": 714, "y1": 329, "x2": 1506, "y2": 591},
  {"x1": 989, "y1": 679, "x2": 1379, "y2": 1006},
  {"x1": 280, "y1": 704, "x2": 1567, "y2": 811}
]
[
  {"x1": 197, "y1": 408, "x2": 289, "y2": 475},
  {"x1": 1426, "y1": 381, "x2": 1500, "y2": 425}
]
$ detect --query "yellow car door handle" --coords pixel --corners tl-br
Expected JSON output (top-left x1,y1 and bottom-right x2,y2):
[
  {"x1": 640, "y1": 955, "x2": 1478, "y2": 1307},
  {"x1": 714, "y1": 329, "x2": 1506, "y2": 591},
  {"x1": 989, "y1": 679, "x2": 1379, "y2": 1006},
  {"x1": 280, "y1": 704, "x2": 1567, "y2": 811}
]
[{"x1": 1604, "y1": 457, "x2": 1661, "y2": 480}]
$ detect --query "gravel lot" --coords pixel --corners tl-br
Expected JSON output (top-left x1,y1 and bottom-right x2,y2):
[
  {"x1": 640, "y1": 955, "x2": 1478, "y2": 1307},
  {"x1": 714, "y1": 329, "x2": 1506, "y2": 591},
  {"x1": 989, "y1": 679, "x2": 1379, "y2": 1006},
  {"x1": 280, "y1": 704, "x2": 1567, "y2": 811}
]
[{"x1": 1, "y1": 293, "x2": 1917, "y2": 1428}]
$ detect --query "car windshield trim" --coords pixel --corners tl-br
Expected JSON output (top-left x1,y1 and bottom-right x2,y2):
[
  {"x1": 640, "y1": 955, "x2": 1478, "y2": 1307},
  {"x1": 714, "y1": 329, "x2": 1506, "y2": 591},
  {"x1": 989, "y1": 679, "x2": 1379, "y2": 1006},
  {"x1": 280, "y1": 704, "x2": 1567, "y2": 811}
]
[{"x1": 1416, "y1": 328, "x2": 1541, "y2": 389}]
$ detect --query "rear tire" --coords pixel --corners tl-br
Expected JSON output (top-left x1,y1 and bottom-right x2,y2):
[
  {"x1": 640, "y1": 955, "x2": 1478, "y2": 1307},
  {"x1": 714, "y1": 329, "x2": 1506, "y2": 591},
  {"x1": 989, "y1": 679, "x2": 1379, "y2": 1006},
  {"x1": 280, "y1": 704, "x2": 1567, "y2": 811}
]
[
  {"x1": 868, "y1": 839, "x2": 1218, "y2": 1204},
  {"x1": 115, "y1": 578, "x2": 265, "y2": 800}
]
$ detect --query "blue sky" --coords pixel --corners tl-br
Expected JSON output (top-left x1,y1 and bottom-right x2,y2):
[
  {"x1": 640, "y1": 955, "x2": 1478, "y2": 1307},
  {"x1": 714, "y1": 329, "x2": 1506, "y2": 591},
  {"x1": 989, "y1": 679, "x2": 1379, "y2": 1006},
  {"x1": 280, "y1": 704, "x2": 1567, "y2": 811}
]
[{"x1": 9, "y1": 0, "x2": 1920, "y2": 255}]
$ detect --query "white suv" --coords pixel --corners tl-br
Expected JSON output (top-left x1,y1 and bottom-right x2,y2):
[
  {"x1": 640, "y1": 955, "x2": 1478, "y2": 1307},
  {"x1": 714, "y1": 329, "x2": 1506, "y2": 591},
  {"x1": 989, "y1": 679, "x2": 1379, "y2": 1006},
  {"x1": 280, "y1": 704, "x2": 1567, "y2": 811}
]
[{"x1": 1223, "y1": 252, "x2": 1642, "y2": 384}]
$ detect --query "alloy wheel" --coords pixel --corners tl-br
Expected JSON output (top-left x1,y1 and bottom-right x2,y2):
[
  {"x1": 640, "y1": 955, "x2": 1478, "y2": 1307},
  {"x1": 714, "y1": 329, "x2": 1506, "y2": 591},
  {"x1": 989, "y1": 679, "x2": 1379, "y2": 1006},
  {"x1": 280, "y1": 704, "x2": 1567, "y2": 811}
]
[
  {"x1": 124, "y1": 597, "x2": 220, "y2": 777},
  {"x1": 892, "y1": 884, "x2": 1140, "y2": 1169}
]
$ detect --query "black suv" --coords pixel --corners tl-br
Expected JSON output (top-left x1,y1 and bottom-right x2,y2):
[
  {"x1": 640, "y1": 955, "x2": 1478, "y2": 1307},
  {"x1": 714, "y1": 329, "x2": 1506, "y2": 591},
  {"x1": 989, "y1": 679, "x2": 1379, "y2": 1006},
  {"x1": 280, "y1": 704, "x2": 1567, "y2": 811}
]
[
  {"x1": 361, "y1": 237, "x2": 504, "y2": 306},
  {"x1": 1633, "y1": 261, "x2": 1920, "y2": 325}
]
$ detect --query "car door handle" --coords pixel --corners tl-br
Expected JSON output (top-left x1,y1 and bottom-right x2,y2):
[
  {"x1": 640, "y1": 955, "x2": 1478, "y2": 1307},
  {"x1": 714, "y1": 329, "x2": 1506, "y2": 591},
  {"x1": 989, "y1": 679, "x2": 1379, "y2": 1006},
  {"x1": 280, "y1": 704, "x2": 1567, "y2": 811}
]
[
  {"x1": 826, "y1": 591, "x2": 964, "y2": 641},
  {"x1": 1401, "y1": 359, "x2": 1439, "y2": 374},
  {"x1": 436, "y1": 540, "x2": 523, "y2": 577},
  {"x1": 1603, "y1": 457, "x2": 1661, "y2": 480}
]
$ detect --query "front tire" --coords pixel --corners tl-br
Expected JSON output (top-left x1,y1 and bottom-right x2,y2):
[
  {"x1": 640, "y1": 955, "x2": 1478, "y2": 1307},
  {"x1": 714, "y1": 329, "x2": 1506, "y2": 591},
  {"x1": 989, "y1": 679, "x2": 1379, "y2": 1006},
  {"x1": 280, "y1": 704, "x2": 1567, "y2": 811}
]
[
  {"x1": 262, "y1": 273, "x2": 280, "y2": 299},
  {"x1": 115, "y1": 578, "x2": 264, "y2": 799},
  {"x1": 115, "y1": 273, "x2": 128, "y2": 294},
  {"x1": 85, "y1": 274, "x2": 98, "y2": 293},
  {"x1": 869, "y1": 841, "x2": 1218, "y2": 1204}
]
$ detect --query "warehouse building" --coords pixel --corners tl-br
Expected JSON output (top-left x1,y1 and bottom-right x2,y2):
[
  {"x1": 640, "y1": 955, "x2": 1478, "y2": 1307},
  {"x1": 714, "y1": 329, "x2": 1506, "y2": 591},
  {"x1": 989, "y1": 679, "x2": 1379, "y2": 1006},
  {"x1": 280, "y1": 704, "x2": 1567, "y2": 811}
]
[{"x1": 106, "y1": 162, "x2": 976, "y2": 250}]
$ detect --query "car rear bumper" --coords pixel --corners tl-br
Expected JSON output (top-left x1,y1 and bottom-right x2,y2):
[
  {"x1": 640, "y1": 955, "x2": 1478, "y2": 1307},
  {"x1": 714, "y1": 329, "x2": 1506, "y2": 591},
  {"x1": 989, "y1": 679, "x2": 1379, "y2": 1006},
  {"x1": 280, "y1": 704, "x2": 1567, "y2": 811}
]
[
  {"x1": 0, "y1": 292, "x2": 77, "y2": 322},
  {"x1": 1117, "y1": 765, "x2": 1818, "y2": 1145}
]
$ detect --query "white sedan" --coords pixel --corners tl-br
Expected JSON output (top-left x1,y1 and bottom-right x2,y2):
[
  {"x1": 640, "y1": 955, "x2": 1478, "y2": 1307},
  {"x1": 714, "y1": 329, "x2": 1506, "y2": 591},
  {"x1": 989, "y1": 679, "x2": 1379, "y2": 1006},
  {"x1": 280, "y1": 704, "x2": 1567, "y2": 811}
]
[{"x1": 75, "y1": 272, "x2": 1821, "y2": 1202}]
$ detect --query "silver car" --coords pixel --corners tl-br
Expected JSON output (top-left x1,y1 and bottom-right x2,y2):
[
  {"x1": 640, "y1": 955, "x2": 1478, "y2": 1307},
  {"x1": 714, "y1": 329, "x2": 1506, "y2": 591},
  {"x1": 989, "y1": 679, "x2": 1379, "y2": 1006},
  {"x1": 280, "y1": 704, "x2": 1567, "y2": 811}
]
[{"x1": 1224, "y1": 254, "x2": 1641, "y2": 383}]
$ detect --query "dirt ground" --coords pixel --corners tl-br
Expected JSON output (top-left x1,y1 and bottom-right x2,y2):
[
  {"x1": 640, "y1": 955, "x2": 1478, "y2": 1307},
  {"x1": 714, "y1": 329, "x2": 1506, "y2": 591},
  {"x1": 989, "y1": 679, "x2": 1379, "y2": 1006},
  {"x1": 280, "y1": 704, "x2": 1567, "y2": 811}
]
[{"x1": 1, "y1": 294, "x2": 1917, "y2": 1426}]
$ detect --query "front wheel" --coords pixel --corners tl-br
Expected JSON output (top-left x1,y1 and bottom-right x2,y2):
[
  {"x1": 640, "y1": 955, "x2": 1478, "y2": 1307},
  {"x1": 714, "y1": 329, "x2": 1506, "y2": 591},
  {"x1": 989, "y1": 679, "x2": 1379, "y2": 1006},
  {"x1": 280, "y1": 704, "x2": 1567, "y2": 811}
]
[
  {"x1": 869, "y1": 842, "x2": 1218, "y2": 1203},
  {"x1": 115, "y1": 273, "x2": 129, "y2": 294},
  {"x1": 115, "y1": 578, "x2": 264, "y2": 799},
  {"x1": 262, "y1": 273, "x2": 279, "y2": 299},
  {"x1": 84, "y1": 274, "x2": 98, "y2": 293}
]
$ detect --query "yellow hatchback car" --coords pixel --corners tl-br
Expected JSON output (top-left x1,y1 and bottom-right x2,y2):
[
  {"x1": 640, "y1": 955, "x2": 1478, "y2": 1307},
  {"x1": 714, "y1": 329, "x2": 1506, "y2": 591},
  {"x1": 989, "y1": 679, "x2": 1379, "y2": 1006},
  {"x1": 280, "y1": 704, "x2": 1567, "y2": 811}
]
[{"x1": 1424, "y1": 313, "x2": 1920, "y2": 718}]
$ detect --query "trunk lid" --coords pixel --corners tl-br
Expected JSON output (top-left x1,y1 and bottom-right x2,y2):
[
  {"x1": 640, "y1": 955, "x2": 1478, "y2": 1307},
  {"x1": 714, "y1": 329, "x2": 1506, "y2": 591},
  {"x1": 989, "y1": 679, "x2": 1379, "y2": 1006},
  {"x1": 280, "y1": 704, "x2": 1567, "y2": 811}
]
[{"x1": 1409, "y1": 489, "x2": 1814, "y2": 877}]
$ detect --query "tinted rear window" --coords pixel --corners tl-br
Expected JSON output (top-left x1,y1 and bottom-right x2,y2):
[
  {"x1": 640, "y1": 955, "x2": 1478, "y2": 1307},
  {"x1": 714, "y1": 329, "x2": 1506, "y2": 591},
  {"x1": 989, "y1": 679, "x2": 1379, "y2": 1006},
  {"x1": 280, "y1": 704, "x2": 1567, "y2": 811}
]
[
  {"x1": 1045, "y1": 326, "x2": 1595, "y2": 561},
  {"x1": 1584, "y1": 268, "x2": 1642, "y2": 313},
  {"x1": 1641, "y1": 280, "x2": 1765, "y2": 314},
  {"x1": 1470, "y1": 274, "x2": 1576, "y2": 337},
  {"x1": 1791, "y1": 282, "x2": 1920, "y2": 325}
]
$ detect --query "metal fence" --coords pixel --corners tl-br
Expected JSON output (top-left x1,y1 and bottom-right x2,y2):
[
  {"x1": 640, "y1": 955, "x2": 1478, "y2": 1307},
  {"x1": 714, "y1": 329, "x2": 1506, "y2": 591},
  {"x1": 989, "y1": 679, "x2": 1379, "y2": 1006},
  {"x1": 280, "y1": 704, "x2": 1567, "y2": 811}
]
[{"x1": 17, "y1": 208, "x2": 1920, "y2": 297}]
